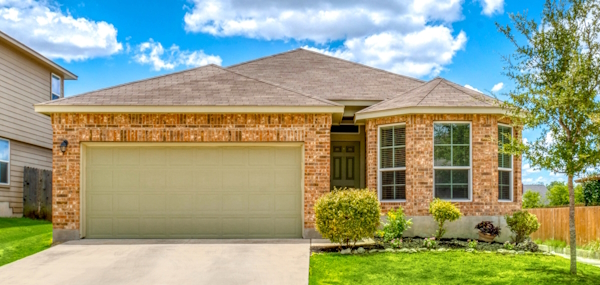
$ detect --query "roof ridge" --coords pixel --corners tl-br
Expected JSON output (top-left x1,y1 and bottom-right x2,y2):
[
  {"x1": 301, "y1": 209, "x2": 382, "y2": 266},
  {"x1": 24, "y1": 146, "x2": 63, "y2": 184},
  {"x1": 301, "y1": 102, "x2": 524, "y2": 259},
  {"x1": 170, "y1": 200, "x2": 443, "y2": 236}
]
[
  {"x1": 440, "y1": 79, "x2": 500, "y2": 106},
  {"x1": 213, "y1": 65, "x2": 341, "y2": 106},
  {"x1": 297, "y1": 48, "x2": 425, "y2": 84},
  {"x1": 41, "y1": 64, "x2": 222, "y2": 105},
  {"x1": 226, "y1": 48, "x2": 303, "y2": 69},
  {"x1": 415, "y1": 78, "x2": 443, "y2": 106}
]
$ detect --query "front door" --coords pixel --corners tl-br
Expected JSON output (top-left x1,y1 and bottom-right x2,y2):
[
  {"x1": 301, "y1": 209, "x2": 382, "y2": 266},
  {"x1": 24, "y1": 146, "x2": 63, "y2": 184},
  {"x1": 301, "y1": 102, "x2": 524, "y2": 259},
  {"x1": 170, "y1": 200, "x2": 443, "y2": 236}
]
[{"x1": 330, "y1": 142, "x2": 360, "y2": 189}]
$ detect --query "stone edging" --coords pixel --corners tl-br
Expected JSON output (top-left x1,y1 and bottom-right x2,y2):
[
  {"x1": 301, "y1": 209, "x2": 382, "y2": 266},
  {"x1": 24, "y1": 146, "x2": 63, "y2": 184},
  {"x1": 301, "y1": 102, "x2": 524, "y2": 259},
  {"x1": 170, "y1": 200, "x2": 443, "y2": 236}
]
[{"x1": 537, "y1": 245, "x2": 600, "y2": 260}]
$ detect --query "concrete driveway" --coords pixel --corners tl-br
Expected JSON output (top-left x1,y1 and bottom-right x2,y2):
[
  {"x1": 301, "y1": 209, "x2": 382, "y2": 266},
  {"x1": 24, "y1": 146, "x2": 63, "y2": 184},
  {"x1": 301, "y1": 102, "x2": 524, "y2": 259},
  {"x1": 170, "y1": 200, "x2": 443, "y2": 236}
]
[{"x1": 0, "y1": 239, "x2": 310, "y2": 285}]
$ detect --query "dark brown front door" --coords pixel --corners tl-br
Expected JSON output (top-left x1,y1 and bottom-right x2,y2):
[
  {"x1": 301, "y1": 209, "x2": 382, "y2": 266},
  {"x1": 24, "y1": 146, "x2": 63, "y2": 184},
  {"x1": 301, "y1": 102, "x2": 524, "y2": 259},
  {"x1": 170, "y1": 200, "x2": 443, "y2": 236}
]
[{"x1": 331, "y1": 141, "x2": 360, "y2": 189}]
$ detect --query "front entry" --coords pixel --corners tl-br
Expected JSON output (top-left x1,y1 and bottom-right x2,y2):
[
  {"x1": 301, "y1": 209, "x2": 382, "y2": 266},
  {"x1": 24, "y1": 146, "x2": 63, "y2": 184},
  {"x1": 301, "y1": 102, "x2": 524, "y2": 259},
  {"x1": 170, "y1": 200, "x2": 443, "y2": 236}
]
[{"x1": 330, "y1": 142, "x2": 360, "y2": 189}]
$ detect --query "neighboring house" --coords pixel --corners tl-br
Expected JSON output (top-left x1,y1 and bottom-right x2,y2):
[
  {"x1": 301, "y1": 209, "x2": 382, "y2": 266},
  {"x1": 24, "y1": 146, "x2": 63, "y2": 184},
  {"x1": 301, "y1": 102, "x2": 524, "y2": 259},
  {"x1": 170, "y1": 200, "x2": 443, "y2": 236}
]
[
  {"x1": 34, "y1": 49, "x2": 521, "y2": 242},
  {"x1": 0, "y1": 31, "x2": 77, "y2": 217},
  {"x1": 523, "y1": 184, "x2": 548, "y2": 203}
]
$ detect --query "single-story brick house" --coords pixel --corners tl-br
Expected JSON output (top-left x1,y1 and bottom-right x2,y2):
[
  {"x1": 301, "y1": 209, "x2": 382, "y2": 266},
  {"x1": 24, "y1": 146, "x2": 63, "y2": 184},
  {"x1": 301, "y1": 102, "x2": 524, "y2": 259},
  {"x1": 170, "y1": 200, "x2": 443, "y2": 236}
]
[{"x1": 35, "y1": 49, "x2": 521, "y2": 242}]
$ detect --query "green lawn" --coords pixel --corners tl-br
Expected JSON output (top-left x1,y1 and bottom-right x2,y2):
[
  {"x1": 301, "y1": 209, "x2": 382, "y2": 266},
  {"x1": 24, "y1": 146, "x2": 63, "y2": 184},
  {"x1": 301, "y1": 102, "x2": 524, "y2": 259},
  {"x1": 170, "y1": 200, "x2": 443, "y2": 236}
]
[
  {"x1": 0, "y1": 218, "x2": 52, "y2": 266},
  {"x1": 310, "y1": 251, "x2": 600, "y2": 284}
]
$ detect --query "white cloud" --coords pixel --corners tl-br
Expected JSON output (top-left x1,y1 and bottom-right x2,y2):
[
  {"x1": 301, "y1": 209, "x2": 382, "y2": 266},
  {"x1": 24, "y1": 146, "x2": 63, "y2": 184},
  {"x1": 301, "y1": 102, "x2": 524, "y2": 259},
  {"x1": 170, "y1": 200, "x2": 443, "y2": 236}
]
[
  {"x1": 523, "y1": 176, "x2": 545, "y2": 184},
  {"x1": 133, "y1": 39, "x2": 222, "y2": 71},
  {"x1": 464, "y1": 84, "x2": 481, "y2": 93},
  {"x1": 491, "y1": 82, "x2": 504, "y2": 92},
  {"x1": 184, "y1": 0, "x2": 468, "y2": 77},
  {"x1": 478, "y1": 0, "x2": 504, "y2": 16},
  {"x1": 0, "y1": 0, "x2": 122, "y2": 61}
]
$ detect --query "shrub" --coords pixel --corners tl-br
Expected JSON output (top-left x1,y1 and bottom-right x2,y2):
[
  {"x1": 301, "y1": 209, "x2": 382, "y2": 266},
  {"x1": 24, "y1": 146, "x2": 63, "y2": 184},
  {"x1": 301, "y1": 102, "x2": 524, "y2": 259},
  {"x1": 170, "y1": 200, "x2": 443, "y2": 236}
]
[
  {"x1": 515, "y1": 239, "x2": 539, "y2": 252},
  {"x1": 390, "y1": 238, "x2": 403, "y2": 249},
  {"x1": 582, "y1": 240, "x2": 600, "y2": 252},
  {"x1": 583, "y1": 180, "x2": 600, "y2": 206},
  {"x1": 522, "y1": 190, "x2": 543, "y2": 208},
  {"x1": 503, "y1": 241, "x2": 515, "y2": 250},
  {"x1": 423, "y1": 237, "x2": 437, "y2": 249},
  {"x1": 429, "y1": 198, "x2": 462, "y2": 239},
  {"x1": 475, "y1": 221, "x2": 501, "y2": 236},
  {"x1": 381, "y1": 207, "x2": 412, "y2": 242},
  {"x1": 467, "y1": 239, "x2": 478, "y2": 249},
  {"x1": 505, "y1": 210, "x2": 540, "y2": 244},
  {"x1": 314, "y1": 187, "x2": 381, "y2": 248}
]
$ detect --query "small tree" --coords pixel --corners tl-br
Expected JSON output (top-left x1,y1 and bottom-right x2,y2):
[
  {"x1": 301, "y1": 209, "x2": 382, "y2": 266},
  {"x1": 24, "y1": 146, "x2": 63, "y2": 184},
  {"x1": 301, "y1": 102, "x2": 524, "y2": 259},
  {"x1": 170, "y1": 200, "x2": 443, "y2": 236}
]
[
  {"x1": 497, "y1": 0, "x2": 600, "y2": 274},
  {"x1": 429, "y1": 198, "x2": 462, "y2": 240},
  {"x1": 505, "y1": 210, "x2": 541, "y2": 244},
  {"x1": 547, "y1": 182, "x2": 570, "y2": 206},
  {"x1": 523, "y1": 190, "x2": 543, "y2": 208}
]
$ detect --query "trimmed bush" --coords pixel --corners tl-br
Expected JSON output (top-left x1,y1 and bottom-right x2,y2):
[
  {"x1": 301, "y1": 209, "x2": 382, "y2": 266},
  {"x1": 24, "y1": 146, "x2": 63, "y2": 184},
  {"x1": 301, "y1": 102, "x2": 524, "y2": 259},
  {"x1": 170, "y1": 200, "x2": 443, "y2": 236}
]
[
  {"x1": 428, "y1": 198, "x2": 462, "y2": 240},
  {"x1": 583, "y1": 180, "x2": 600, "y2": 206},
  {"x1": 505, "y1": 210, "x2": 540, "y2": 244},
  {"x1": 314, "y1": 187, "x2": 381, "y2": 248},
  {"x1": 381, "y1": 207, "x2": 412, "y2": 242}
]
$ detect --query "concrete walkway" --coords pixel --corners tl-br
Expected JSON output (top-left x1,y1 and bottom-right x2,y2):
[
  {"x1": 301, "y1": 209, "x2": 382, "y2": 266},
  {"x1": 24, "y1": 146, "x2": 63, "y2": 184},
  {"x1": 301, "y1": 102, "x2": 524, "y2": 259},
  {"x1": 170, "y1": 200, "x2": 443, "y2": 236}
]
[
  {"x1": 553, "y1": 252, "x2": 600, "y2": 268},
  {"x1": 0, "y1": 239, "x2": 310, "y2": 285}
]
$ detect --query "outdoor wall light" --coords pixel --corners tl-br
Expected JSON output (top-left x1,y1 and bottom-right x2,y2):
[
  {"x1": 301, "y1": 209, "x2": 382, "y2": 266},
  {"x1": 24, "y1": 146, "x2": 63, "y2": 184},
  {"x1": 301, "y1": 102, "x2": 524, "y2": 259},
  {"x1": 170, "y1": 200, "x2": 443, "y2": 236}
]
[{"x1": 60, "y1": 140, "x2": 68, "y2": 153}]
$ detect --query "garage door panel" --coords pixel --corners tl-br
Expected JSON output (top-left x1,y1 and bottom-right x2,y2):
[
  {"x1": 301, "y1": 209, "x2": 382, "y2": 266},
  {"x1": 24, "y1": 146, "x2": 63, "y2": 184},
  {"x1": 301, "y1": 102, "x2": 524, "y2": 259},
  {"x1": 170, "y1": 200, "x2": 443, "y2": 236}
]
[
  {"x1": 194, "y1": 148, "x2": 222, "y2": 165},
  {"x1": 194, "y1": 169, "x2": 223, "y2": 189},
  {"x1": 115, "y1": 148, "x2": 140, "y2": 165},
  {"x1": 86, "y1": 145, "x2": 301, "y2": 239}
]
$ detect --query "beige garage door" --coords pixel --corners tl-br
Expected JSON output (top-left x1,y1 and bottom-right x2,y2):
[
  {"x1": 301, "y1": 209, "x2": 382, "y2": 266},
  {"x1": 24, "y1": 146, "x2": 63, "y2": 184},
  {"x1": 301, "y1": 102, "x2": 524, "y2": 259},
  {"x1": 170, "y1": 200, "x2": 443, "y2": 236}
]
[{"x1": 85, "y1": 145, "x2": 302, "y2": 238}]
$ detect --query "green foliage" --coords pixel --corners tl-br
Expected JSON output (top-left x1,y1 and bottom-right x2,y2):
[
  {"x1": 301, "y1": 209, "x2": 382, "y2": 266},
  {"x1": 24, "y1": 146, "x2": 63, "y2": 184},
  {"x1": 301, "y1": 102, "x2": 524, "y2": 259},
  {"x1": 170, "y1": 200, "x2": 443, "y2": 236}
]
[
  {"x1": 582, "y1": 240, "x2": 600, "y2": 253},
  {"x1": 314, "y1": 187, "x2": 381, "y2": 248},
  {"x1": 429, "y1": 198, "x2": 462, "y2": 239},
  {"x1": 390, "y1": 238, "x2": 403, "y2": 249},
  {"x1": 505, "y1": 210, "x2": 541, "y2": 244},
  {"x1": 422, "y1": 237, "x2": 437, "y2": 249},
  {"x1": 547, "y1": 182, "x2": 570, "y2": 206},
  {"x1": 381, "y1": 207, "x2": 412, "y2": 242},
  {"x1": 539, "y1": 238, "x2": 568, "y2": 248},
  {"x1": 575, "y1": 185, "x2": 585, "y2": 204},
  {"x1": 503, "y1": 241, "x2": 515, "y2": 250},
  {"x1": 582, "y1": 180, "x2": 600, "y2": 206},
  {"x1": 523, "y1": 190, "x2": 543, "y2": 208},
  {"x1": 467, "y1": 239, "x2": 478, "y2": 249}
]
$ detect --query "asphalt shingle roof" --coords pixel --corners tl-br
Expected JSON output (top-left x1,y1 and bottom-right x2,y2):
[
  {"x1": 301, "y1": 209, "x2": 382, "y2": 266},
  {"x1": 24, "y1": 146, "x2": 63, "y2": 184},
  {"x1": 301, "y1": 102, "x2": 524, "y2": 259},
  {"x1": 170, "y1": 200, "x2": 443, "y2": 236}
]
[
  {"x1": 229, "y1": 48, "x2": 424, "y2": 101},
  {"x1": 40, "y1": 64, "x2": 339, "y2": 107},
  {"x1": 357, "y1": 77, "x2": 501, "y2": 114}
]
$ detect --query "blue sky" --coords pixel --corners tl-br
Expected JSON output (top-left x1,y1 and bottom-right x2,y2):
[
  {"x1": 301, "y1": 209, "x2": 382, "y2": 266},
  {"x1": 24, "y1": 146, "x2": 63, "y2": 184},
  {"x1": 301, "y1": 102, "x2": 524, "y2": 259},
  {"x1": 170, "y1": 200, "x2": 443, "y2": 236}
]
[{"x1": 0, "y1": 0, "x2": 564, "y2": 184}]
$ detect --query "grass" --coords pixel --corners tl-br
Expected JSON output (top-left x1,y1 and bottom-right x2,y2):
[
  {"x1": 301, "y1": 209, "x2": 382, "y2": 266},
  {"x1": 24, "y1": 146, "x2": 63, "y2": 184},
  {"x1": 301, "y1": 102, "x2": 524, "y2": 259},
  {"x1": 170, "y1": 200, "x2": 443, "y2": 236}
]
[
  {"x1": 309, "y1": 251, "x2": 600, "y2": 284},
  {"x1": 0, "y1": 218, "x2": 52, "y2": 266},
  {"x1": 535, "y1": 238, "x2": 568, "y2": 248}
]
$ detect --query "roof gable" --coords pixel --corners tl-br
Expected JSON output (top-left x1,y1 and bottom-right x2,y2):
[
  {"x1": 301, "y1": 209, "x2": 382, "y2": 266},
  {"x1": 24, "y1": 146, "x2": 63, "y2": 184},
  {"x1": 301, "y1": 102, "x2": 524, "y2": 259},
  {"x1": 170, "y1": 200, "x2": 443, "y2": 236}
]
[
  {"x1": 357, "y1": 78, "x2": 501, "y2": 114},
  {"x1": 39, "y1": 64, "x2": 339, "y2": 107},
  {"x1": 229, "y1": 48, "x2": 424, "y2": 101}
]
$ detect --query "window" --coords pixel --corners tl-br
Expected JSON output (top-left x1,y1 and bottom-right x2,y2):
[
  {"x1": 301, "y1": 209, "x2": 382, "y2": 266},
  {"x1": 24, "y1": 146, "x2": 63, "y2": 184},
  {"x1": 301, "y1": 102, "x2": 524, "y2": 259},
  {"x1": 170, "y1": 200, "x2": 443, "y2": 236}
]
[
  {"x1": 379, "y1": 124, "x2": 406, "y2": 201},
  {"x1": 433, "y1": 123, "x2": 471, "y2": 200},
  {"x1": 0, "y1": 138, "x2": 9, "y2": 185},
  {"x1": 498, "y1": 125, "x2": 513, "y2": 201},
  {"x1": 51, "y1": 74, "x2": 61, "y2": 100}
]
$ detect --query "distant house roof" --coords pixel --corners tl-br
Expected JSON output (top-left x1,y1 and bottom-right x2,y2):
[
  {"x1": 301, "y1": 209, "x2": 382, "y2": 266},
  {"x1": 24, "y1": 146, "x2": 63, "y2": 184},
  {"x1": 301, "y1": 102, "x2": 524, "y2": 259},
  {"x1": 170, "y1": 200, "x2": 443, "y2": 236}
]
[
  {"x1": 523, "y1": 184, "x2": 549, "y2": 200},
  {"x1": 354, "y1": 77, "x2": 504, "y2": 120},
  {"x1": 0, "y1": 30, "x2": 77, "y2": 80},
  {"x1": 229, "y1": 48, "x2": 424, "y2": 101},
  {"x1": 35, "y1": 64, "x2": 344, "y2": 115}
]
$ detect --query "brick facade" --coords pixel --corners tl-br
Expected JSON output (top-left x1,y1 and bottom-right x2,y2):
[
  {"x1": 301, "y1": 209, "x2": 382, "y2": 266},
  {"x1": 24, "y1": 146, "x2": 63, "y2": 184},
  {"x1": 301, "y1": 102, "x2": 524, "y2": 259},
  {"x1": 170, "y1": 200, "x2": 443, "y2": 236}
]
[
  {"x1": 51, "y1": 113, "x2": 331, "y2": 231},
  {"x1": 366, "y1": 114, "x2": 522, "y2": 216}
]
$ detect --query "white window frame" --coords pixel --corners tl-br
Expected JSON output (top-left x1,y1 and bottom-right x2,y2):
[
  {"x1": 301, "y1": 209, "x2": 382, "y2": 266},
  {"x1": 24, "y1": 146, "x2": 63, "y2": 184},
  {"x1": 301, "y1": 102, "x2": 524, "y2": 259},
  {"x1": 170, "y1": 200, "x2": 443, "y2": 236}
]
[
  {"x1": 498, "y1": 123, "x2": 514, "y2": 202},
  {"x1": 432, "y1": 121, "x2": 472, "y2": 202},
  {"x1": 377, "y1": 122, "x2": 407, "y2": 202},
  {"x1": 0, "y1": 138, "x2": 10, "y2": 186},
  {"x1": 51, "y1": 73, "x2": 62, "y2": 100}
]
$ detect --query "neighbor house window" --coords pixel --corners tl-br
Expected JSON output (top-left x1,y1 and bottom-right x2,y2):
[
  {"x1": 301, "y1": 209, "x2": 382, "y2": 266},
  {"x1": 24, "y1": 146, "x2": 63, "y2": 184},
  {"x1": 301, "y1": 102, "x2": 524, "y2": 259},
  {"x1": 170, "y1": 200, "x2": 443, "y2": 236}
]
[
  {"x1": 0, "y1": 138, "x2": 9, "y2": 185},
  {"x1": 379, "y1": 124, "x2": 406, "y2": 201},
  {"x1": 498, "y1": 125, "x2": 513, "y2": 201},
  {"x1": 433, "y1": 123, "x2": 471, "y2": 200},
  {"x1": 51, "y1": 74, "x2": 61, "y2": 100}
]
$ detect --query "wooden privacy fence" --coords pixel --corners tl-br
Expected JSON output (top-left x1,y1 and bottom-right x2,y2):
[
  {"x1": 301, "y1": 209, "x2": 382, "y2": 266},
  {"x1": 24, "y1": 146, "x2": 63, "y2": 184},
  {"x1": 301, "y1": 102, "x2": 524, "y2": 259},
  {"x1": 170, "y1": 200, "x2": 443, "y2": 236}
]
[
  {"x1": 528, "y1": 206, "x2": 600, "y2": 246},
  {"x1": 23, "y1": 167, "x2": 52, "y2": 221}
]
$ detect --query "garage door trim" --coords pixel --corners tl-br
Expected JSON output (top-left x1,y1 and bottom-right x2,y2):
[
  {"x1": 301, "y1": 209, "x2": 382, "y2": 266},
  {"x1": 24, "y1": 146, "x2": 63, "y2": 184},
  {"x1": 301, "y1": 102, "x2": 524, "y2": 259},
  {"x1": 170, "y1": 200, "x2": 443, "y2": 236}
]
[{"x1": 79, "y1": 142, "x2": 305, "y2": 238}]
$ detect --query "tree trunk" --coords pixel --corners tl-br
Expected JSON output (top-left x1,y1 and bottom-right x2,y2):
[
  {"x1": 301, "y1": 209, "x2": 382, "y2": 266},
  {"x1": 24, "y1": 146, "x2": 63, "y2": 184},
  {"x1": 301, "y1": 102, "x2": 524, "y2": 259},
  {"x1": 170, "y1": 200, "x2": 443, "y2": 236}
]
[{"x1": 568, "y1": 175, "x2": 577, "y2": 275}]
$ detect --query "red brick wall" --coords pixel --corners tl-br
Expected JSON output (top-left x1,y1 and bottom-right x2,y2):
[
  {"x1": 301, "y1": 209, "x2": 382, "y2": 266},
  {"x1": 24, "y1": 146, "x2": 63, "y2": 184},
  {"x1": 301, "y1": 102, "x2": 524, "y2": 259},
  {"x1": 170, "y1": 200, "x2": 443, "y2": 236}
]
[
  {"x1": 51, "y1": 113, "x2": 331, "y2": 231},
  {"x1": 366, "y1": 114, "x2": 522, "y2": 216}
]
